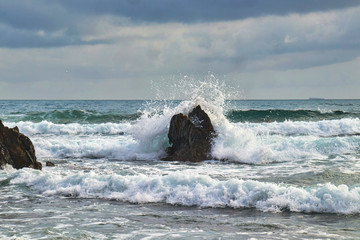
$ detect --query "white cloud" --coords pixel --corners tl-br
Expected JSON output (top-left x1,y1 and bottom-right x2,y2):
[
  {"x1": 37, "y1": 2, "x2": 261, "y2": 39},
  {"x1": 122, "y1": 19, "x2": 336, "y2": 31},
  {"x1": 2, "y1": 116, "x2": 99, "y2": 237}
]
[
  {"x1": 284, "y1": 34, "x2": 297, "y2": 43},
  {"x1": 36, "y1": 30, "x2": 45, "y2": 37}
]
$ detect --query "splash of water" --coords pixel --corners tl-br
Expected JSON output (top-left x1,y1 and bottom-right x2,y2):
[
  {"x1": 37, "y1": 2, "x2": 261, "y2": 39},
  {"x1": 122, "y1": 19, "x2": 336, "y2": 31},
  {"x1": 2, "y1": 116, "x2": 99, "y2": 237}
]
[{"x1": 131, "y1": 74, "x2": 270, "y2": 163}]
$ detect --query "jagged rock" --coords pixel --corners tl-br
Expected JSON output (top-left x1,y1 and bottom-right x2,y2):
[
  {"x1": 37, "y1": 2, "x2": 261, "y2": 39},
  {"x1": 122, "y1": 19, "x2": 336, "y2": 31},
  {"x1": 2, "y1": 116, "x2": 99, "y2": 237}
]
[
  {"x1": 163, "y1": 105, "x2": 215, "y2": 162},
  {"x1": 46, "y1": 161, "x2": 55, "y2": 167},
  {"x1": 0, "y1": 120, "x2": 42, "y2": 170}
]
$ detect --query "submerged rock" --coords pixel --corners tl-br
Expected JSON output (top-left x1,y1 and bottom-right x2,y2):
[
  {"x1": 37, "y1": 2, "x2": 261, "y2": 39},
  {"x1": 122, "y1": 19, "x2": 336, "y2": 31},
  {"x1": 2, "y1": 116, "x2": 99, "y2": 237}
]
[
  {"x1": 0, "y1": 120, "x2": 42, "y2": 170},
  {"x1": 163, "y1": 105, "x2": 215, "y2": 162},
  {"x1": 46, "y1": 161, "x2": 55, "y2": 167}
]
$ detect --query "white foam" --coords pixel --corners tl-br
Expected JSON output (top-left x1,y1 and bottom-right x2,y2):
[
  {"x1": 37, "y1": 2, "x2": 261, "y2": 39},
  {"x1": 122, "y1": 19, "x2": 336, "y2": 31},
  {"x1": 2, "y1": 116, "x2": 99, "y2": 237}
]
[
  {"x1": 6, "y1": 119, "x2": 358, "y2": 165},
  {"x1": 211, "y1": 121, "x2": 271, "y2": 163},
  {"x1": 32, "y1": 135, "x2": 162, "y2": 160},
  {"x1": 5, "y1": 121, "x2": 130, "y2": 136},
  {"x1": 237, "y1": 118, "x2": 360, "y2": 137},
  {"x1": 12, "y1": 169, "x2": 360, "y2": 214},
  {"x1": 127, "y1": 78, "x2": 271, "y2": 163},
  {"x1": 210, "y1": 117, "x2": 360, "y2": 163},
  {"x1": 29, "y1": 125, "x2": 356, "y2": 164}
]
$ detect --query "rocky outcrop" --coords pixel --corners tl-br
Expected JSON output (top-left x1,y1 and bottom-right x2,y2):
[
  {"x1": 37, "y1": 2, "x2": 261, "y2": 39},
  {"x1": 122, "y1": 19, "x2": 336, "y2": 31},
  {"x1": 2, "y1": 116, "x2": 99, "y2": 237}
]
[
  {"x1": 0, "y1": 120, "x2": 42, "y2": 170},
  {"x1": 163, "y1": 105, "x2": 215, "y2": 162},
  {"x1": 46, "y1": 161, "x2": 55, "y2": 167}
]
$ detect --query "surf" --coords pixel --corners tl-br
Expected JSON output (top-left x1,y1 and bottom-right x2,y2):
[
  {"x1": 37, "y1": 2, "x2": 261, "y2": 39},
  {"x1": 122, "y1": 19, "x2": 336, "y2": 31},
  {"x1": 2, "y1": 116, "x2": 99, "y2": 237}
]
[
  {"x1": 226, "y1": 109, "x2": 358, "y2": 122},
  {"x1": 3, "y1": 77, "x2": 360, "y2": 165},
  {"x1": 10, "y1": 168, "x2": 360, "y2": 214}
]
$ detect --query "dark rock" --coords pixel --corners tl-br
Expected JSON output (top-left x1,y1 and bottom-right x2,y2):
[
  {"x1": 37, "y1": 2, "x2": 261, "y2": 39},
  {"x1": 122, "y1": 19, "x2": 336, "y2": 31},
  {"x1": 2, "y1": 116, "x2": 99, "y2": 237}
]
[
  {"x1": 163, "y1": 105, "x2": 215, "y2": 162},
  {"x1": 46, "y1": 161, "x2": 55, "y2": 167},
  {"x1": 0, "y1": 120, "x2": 42, "y2": 170}
]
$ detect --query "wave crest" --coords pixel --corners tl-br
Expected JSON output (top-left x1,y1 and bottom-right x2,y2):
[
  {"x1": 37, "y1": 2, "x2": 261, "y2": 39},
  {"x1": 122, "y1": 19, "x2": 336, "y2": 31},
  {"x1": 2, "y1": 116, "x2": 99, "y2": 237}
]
[
  {"x1": 12, "y1": 170, "x2": 360, "y2": 214},
  {"x1": 226, "y1": 109, "x2": 358, "y2": 123},
  {"x1": 5, "y1": 110, "x2": 141, "y2": 124}
]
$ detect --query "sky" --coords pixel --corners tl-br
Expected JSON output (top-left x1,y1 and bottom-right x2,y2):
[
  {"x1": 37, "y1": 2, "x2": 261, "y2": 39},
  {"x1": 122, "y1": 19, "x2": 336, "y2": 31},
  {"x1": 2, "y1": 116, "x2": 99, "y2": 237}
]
[{"x1": 1, "y1": 0, "x2": 360, "y2": 100}]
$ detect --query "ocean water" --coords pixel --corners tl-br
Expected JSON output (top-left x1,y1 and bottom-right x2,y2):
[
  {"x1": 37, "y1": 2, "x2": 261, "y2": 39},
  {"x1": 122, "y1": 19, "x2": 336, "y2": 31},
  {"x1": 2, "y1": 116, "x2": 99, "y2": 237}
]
[{"x1": 1, "y1": 84, "x2": 360, "y2": 239}]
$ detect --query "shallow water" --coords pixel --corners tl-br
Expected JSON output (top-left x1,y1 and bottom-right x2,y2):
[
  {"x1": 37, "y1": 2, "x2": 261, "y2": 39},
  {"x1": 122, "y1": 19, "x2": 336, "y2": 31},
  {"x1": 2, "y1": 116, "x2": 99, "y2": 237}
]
[{"x1": 1, "y1": 163, "x2": 360, "y2": 239}]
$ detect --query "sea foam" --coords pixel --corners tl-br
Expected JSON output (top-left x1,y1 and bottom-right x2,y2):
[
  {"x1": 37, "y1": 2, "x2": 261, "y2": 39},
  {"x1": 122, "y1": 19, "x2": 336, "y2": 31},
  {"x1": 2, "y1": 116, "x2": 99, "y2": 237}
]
[
  {"x1": 5, "y1": 116, "x2": 359, "y2": 164},
  {"x1": 12, "y1": 169, "x2": 360, "y2": 214},
  {"x1": 5, "y1": 121, "x2": 130, "y2": 136},
  {"x1": 238, "y1": 118, "x2": 360, "y2": 137}
]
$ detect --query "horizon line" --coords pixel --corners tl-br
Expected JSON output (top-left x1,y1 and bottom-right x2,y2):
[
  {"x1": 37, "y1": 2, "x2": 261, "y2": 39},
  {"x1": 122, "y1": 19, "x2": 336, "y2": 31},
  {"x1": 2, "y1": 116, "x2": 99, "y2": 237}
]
[{"x1": 1, "y1": 98, "x2": 360, "y2": 101}]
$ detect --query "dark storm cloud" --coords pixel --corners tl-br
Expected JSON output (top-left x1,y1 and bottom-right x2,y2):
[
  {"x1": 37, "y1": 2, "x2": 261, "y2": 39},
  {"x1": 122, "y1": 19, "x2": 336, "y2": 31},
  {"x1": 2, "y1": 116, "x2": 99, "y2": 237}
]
[
  {"x1": 58, "y1": 0, "x2": 360, "y2": 23},
  {"x1": 0, "y1": 0, "x2": 102, "y2": 48},
  {"x1": 0, "y1": 1, "x2": 69, "y2": 31},
  {"x1": 1, "y1": 0, "x2": 360, "y2": 48}
]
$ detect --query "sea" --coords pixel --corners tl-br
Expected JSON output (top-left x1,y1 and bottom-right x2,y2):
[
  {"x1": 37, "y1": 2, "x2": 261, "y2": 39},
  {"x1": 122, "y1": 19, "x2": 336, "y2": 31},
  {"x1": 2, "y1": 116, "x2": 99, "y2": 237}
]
[{"x1": 1, "y1": 82, "x2": 360, "y2": 239}]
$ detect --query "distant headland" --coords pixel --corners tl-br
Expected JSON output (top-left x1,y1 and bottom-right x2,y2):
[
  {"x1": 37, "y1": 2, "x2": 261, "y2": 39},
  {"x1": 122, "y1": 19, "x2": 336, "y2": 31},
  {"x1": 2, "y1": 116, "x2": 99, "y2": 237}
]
[{"x1": 308, "y1": 97, "x2": 325, "y2": 100}]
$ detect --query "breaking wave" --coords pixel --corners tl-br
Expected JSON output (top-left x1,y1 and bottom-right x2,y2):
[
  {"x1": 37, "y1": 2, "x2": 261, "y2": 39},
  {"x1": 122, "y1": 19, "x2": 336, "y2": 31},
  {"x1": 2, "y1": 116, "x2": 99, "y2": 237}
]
[
  {"x1": 2, "y1": 76, "x2": 360, "y2": 164},
  {"x1": 4, "y1": 110, "x2": 141, "y2": 124},
  {"x1": 226, "y1": 109, "x2": 358, "y2": 123},
  {"x1": 5, "y1": 121, "x2": 130, "y2": 136},
  {"x1": 11, "y1": 169, "x2": 360, "y2": 214}
]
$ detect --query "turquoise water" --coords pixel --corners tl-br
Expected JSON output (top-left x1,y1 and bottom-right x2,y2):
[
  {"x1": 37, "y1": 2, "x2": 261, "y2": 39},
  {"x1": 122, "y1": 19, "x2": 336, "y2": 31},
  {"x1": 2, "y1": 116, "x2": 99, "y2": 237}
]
[{"x1": 1, "y1": 97, "x2": 360, "y2": 239}]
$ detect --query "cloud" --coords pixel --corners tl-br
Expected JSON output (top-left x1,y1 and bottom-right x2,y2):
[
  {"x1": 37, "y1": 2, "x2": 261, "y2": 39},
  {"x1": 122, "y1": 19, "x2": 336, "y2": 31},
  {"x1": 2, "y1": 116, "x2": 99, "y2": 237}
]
[
  {"x1": 0, "y1": 0, "x2": 109, "y2": 48},
  {"x1": 0, "y1": 23, "x2": 107, "y2": 48},
  {"x1": 57, "y1": 0, "x2": 360, "y2": 23},
  {"x1": 284, "y1": 34, "x2": 297, "y2": 44},
  {"x1": 1, "y1": 0, "x2": 359, "y2": 48},
  {"x1": 1, "y1": 1, "x2": 360, "y2": 99},
  {"x1": 2, "y1": 6, "x2": 360, "y2": 79},
  {"x1": 187, "y1": 7, "x2": 360, "y2": 71}
]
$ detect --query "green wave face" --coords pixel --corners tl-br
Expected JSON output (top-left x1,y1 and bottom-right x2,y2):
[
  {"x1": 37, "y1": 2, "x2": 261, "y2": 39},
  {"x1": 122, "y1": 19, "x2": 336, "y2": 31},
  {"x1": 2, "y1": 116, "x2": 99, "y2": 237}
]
[
  {"x1": 226, "y1": 109, "x2": 358, "y2": 123},
  {"x1": 9, "y1": 110, "x2": 142, "y2": 124}
]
